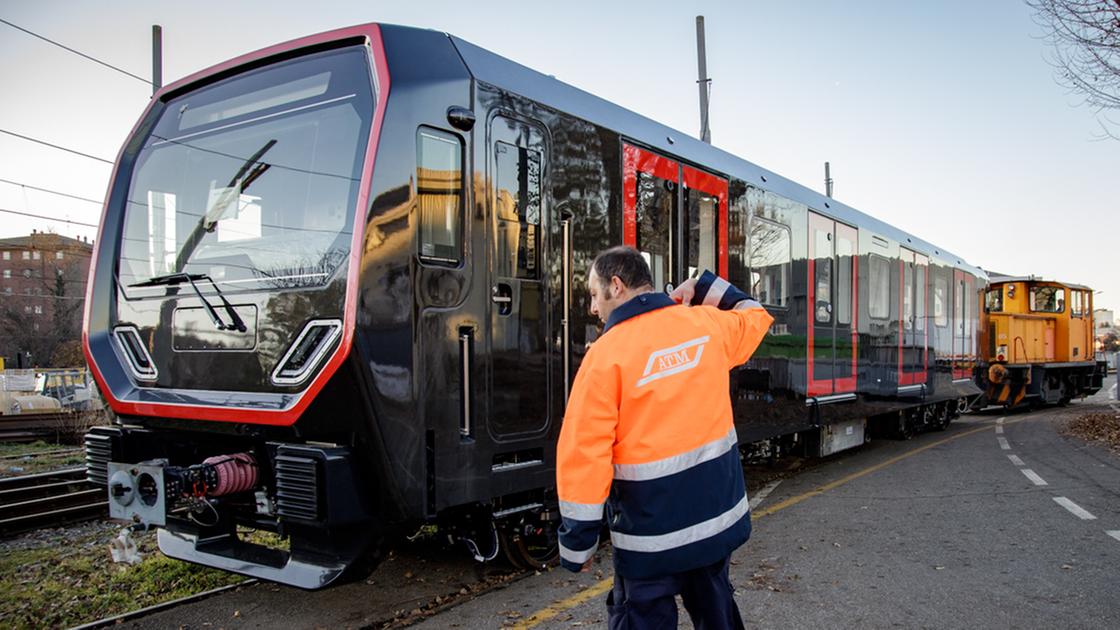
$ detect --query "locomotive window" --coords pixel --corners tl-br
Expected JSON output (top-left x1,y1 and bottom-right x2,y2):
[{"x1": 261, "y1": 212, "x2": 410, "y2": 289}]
[
  {"x1": 1030, "y1": 286, "x2": 1065, "y2": 313},
  {"x1": 868, "y1": 254, "x2": 890, "y2": 320},
  {"x1": 686, "y1": 186, "x2": 718, "y2": 279},
  {"x1": 933, "y1": 271, "x2": 948, "y2": 327},
  {"x1": 118, "y1": 46, "x2": 374, "y2": 292},
  {"x1": 494, "y1": 142, "x2": 541, "y2": 279},
  {"x1": 1071, "y1": 290, "x2": 1083, "y2": 317},
  {"x1": 748, "y1": 217, "x2": 790, "y2": 307},
  {"x1": 418, "y1": 129, "x2": 463, "y2": 264},
  {"x1": 985, "y1": 288, "x2": 1003, "y2": 313}
]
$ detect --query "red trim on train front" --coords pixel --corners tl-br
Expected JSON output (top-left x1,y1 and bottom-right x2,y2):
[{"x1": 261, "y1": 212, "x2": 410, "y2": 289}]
[{"x1": 83, "y1": 23, "x2": 391, "y2": 427}]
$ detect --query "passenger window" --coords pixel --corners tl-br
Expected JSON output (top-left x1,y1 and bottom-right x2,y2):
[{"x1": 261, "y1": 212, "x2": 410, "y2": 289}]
[
  {"x1": 836, "y1": 227, "x2": 855, "y2": 326},
  {"x1": 814, "y1": 229, "x2": 832, "y2": 324},
  {"x1": 686, "y1": 186, "x2": 718, "y2": 279},
  {"x1": 934, "y1": 272, "x2": 948, "y2": 327},
  {"x1": 1029, "y1": 286, "x2": 1065, "y2": 313},
  {"x1": 903, "y1": 260, "x2": 914, "y2": 330},
  {"x1": 495, "y1": 141, "x2": 542, "y2": 279},
  {"x1": 417, "y1": 128, "x2": 462, "y2": 264},
  {"x1": 748, "y1": 217, "x2": 790, "y2": 307},
  {"x1": 635, "y1": 171, "x2": 675, "y2": 291},
  {"x1": 869, "y1": 254, "x2": 890, "y2": 320},
  {"x1": 727, "y1": 194, "x2": 749, "y2": 292},
  {"x1": 914, "y1": 258, "x2": 927, "y2": 332}
]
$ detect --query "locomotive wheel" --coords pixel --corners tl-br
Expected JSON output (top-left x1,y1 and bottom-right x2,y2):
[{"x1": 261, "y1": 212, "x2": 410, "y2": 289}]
[
  {"x1": 499, "y1": 519, "x2": 559, "y2": 570},
  {"x1": 932, "y1": 403, "x2": 951, "y2": 431}
]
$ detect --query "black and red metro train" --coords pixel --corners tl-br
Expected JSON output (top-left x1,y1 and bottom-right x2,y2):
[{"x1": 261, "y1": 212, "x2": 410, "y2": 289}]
[{"x1": 83, "y1": 23, "x2": 987, "y2": 588}]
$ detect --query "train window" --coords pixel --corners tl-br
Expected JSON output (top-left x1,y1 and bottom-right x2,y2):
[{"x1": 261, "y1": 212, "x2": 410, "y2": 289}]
[
  {"x1": 686, "y1": 186, "x2": 718, "y2": 279},
  {"x1": 636, "y1": 171, "x2": 675, "y2": 291},
  {"x1": 914, "y1": 260, "x2": 927, "y2": 331},
  {"x1": 1071, "y1": 290, "x2": 1083, "y2": 317},
  {"x1": 727, "y1": 194, "x2": 749, "y2": 292},
  {"x1": 814, "y1": 229, "x2": 832, "y2": 324},
  {"x1": 494, "y1": 142, "x2": 541, "y2": 279},
  {"x1": 985, "y1": 288, "x2": 1003, "y2": 313},
  {"x1": 748, "y1": 217, "x2": 790, "y2": 307},
  {"x1": 933, "y1": 272, "x2": 948, "y2": 327},
  {"x1": 417, "y1": 129, "x2": 463, "y2": 264},
  {"x1": 836, "y1": 228, "x2": 855, "y2": 325},
  {"x1": 1029, "y1": 286, "x2": 1065, "y2": 313},
  {"x1": 903, "y1": 260, "x2": 914, "y2": 330},
  {"x1": 868, "y1": 254, "x2": 890, "y2": 320},
  {"x1": 954, "y1": 280, "x2": 964, "y2": 332}
]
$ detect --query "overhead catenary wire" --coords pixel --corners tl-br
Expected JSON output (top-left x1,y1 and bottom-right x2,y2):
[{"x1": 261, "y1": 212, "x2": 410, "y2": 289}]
[
  {"x1": 0, "y1": 17, "x2": 151, "y2": 86},
  {"x1": 0, "y1": 177, "x2": 103, "y2": 205},
  {"x1": 0, "y1": 128, "x2": 114, "y2": 165},
  {"x1": 0, "y1": 207, "x2": 99, "y2": 229}
]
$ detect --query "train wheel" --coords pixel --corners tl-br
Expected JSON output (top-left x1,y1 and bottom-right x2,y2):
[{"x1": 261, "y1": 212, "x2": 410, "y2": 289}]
[
  {"x1": 499, "y1": 516, "x2": 559, "y2": 570},
  {"x1": 932, "y1": 403, "x2": 951, "y2": 431}
]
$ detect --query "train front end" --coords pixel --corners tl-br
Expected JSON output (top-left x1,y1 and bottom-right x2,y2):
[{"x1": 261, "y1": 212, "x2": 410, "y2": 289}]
[{"x1": 82, "y1": 26, "x2": 389, "y2": 589}]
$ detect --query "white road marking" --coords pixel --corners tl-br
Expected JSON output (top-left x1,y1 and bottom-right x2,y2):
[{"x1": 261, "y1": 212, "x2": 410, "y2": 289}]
[
  {"x1": 1008, "y1": 454, "x2": 1025, "y2": 466},
  {"x1": 995, "y1": 425, "x2": 1004, "y2": 434},
  {"x1": 1053, "y1": 497, "x2": 1097, "y2": 520},
  {"x1": 1020, "y1": 468, "x2": 1048, "y2": 486},
  {"x1": 749, "y1": 480, "x2": 783, "y2": 510},
  {"x1": 997, "y1": 436, "x2": 1011, "y2": 450},
  {"x1": 1107, "y1": 531, "x2": 1120, "y2": 543},
  {"x1": 997, "y1": 417, "x2": 1005, "y2": 425}
]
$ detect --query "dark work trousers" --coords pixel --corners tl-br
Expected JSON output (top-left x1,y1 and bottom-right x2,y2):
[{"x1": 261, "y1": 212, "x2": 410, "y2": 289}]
[{"x1": 606, "y1": 554, "x2": 745, "y2": 630}]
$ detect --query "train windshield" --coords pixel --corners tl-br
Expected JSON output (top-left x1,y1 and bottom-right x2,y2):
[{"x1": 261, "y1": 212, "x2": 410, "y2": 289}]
[{"x1": 117, "y1": 45, "x2": 374, "y2": 294}]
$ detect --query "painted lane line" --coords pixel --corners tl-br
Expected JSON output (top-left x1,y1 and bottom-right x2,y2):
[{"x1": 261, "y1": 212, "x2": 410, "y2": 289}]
[
  {"x1": 997, "y1": 417, "x2": 1005, "y2": 425},
  {"x1": 1008, "y1": 454, "x2": 1025, "y2": 466},
  {"x1": 997, "y1": 436, "x2": 1010, "y2": 450},
  {"x1": 749, "y1": 480, "x2": 783, "y2": 510},
  {"x1": 1053, "y1": 497, "x2": 1097, "y2": 520},
  {"x1": 1107, "y1": 531, "x2": 1120, "y2": 543},
  {"x1": 1020, "y1": 468, "x2": 1048, "y2": 486},
  {"x1": 995, "y1": 425, "x2": 1004, "y2": 434}
]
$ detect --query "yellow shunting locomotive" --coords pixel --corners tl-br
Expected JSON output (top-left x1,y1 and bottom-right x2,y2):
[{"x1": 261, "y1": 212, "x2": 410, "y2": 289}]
[{"x1": 977, "y1": 275, "x2": 1106, "y2": 407}]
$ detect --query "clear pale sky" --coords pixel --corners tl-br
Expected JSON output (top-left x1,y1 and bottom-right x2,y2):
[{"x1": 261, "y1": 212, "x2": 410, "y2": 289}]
[{"x1": 1, "y1": 1, "x2": 1117, "y2": 314}]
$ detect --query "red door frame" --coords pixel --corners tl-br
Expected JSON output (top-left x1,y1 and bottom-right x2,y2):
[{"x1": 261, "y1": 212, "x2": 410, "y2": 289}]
[
  {"x1": 898, "y1": 250, "x2": 928, "y2": 386},
  {"x1": 622, "y1": 143, "x2": 728, "y2": 278},
  {"x1": 807, "y1": 213, "x2": 858, "y2": 397}
]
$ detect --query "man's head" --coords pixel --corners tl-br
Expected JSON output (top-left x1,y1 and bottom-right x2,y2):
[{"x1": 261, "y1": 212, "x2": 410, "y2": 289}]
[{"x1": 588, "y1": 246, "x2": 654, "y2": 324}]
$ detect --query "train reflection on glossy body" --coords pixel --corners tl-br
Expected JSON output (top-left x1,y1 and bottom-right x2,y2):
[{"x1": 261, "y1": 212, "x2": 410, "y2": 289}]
[{"x1": 84, "y1": 23, "x2": 988, "y2": 588}]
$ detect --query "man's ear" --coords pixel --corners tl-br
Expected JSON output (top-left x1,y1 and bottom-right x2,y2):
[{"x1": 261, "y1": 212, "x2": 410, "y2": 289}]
[{"x1": 609, "y1": 275, "x2": 625, "y2": 298}]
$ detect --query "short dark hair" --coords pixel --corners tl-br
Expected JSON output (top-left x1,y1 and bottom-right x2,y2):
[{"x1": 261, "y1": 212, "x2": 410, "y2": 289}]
[{"x1": 592, "y1": 246, "x2": 653, "y2": 291}]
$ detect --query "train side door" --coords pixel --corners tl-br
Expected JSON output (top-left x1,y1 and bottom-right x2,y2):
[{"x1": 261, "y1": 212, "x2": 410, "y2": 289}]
[
  {"x1": 899, "y1": 249, "x2": 929, "y2": 386},
  {"x1": 807, "y1": 213, "x2": 857, "y2": 396},
  {"x1": 621, "y1": 142, "x2": 728, "y2": 290},
  {"x1": 952, "y1": 270, "x2": 974, "y2": 380},
  {"x1": 486, "y1": 116, "x2": 551, "y2": 439}
]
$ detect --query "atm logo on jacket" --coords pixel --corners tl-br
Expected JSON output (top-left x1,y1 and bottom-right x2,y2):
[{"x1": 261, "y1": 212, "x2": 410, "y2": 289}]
[{"x1": 636, "y1": 335, "x2": 709, "y2": 387}]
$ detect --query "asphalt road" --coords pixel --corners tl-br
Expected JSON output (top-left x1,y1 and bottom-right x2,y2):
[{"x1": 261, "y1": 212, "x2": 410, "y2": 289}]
[
  {"x1": 413, "y1": 379, "x2": 1120, "y2": 629},
  {"x1": 111, "y1": 378, "x2": 1120, "y2": 629}
]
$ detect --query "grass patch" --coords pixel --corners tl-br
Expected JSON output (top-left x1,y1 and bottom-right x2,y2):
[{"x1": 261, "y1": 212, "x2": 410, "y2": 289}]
[
  {"x1": 0, "y1": 440, "x2": 63, "y2": 458},
  {"x1": 0, "y1": 526, "x2": 248, "y2": 629},
  {"x1": 0, "y1": 440, "x2": 86, "y2": 478}
]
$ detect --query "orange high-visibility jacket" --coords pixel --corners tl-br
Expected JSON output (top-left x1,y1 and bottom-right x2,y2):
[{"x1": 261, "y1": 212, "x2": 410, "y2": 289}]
[{"x1": 557, "y1": 271, "x2": 773, "y2": 577}]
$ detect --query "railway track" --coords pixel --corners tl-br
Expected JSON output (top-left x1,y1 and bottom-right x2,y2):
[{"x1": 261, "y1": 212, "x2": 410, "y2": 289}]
[
  {"x1": 0, "y1": 465, "x2": 107, "y2": 537},
  {"x1": 0, "y1": 411, "x2": 84, "y2": 442}
]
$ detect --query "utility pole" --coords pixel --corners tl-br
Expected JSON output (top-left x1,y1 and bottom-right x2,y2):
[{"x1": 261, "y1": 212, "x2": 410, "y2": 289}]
[
  {"x1": 152, "y1": 24, "x2": 162, "y2": 96},
  {"x1": 695, "y1": 16, "x2": 711, "y2": 144},
  {"x1": 825, "y1": 161, "x2": 834, "y2": 198}
]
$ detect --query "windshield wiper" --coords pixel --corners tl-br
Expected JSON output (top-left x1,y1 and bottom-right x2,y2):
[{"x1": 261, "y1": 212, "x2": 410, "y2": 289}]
[{"x1": 129, "y1": 272, "x2": 247, "y2": 333}]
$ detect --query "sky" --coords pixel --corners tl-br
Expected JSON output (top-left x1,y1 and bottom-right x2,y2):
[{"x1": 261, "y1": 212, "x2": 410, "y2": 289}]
[{"x1": 1, "y1": 0, "x2": 1117, "y2": 315}]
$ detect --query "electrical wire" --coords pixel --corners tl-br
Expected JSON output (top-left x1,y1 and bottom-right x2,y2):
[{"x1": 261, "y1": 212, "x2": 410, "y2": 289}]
[
  {"x1": 0, "y1": 177, "x2": 102, "y2": 205},
  {"x1": 0, "y1": 17, "x2": 151, "y2": 86},
  {"x1": 0, "y1": 128, "x2": 113, "y2": 165},
  {"x1": 0, "y1": 207, "x2": 98, "y2": 228}
]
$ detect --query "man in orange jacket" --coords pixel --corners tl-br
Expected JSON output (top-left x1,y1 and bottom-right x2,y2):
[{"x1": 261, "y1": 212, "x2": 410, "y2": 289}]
[{"x1": 557, "y1": 246, "x2": 773, "y2": 629}]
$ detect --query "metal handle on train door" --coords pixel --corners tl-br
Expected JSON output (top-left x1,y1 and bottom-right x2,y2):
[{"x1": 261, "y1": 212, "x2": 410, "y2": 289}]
[{"x1": 492, "y1": 284, "x2": 513, "y2": 316}]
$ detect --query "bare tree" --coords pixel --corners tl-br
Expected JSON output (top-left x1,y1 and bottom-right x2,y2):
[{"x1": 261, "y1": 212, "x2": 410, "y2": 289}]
[{"x1": 1028, "y1": 0, "x2": 1120, "y2": 138}]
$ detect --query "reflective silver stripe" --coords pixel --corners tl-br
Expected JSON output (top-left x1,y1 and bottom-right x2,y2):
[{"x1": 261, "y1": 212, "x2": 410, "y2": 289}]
[
  {"x1": 703, "y1": 276, "x2": 730, "y2": 307},
  {"x1": 559, "y1": 540, "x2": 598, "y2": 564},
  {"x1": 610, "y1": 494, "x2": 750, "y2": 553},
  {"x1": 613, "y1": 427, "x2": 737, "y2": 481},
  {"x1": 733, "y1": 299, "x2": 762, "y2": 311},
  {"x1": 559, "y1": 500, "x2": 604, "y2": 521}
]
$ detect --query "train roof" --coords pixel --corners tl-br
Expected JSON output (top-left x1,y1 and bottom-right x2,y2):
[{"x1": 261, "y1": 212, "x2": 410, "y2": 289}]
[
  {"x1": 988, "y1": 274, "x2": 1092, "y2": 291},
  {"x1": 428, "y1": 26, "x2": 986, "y2": 278}
]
